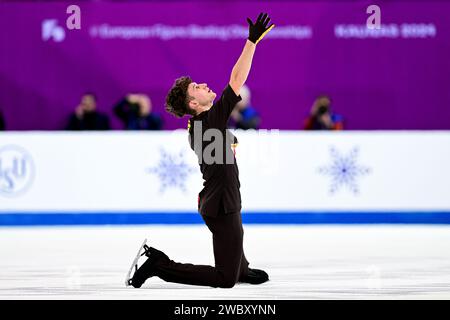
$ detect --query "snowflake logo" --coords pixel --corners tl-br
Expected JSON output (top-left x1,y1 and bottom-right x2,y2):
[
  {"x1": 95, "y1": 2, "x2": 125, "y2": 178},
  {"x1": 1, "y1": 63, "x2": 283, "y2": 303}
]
[
  {"x1": 318, "y1": 146, "x2": 371, "y2": 194},
  {"x1": 147, "y1": 148, "x2": 196, "y2": 193}
]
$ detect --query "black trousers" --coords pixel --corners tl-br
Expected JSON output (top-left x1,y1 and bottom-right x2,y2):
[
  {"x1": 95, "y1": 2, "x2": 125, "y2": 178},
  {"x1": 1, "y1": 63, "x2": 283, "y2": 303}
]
[{"x1": 153, "y1": 211, "x2": 250, "y2": 288}]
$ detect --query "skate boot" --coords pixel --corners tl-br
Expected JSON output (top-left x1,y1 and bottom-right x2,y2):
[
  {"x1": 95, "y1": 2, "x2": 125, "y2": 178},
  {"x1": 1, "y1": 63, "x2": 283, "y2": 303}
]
[
  {"x1": 125, "y1": 239, "x2": 170, "y2": 288},
  {"x1": 239, "y1": 268, "x2": 269, "y2": 285}
]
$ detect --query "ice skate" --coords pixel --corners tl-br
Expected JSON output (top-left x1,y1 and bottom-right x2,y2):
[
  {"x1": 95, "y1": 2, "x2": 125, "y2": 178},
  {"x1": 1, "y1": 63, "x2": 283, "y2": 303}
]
[
  {"x1": 124, "y1": 238, "x2": 148, "y2": 287},
  {"x1": 126, "y1": 240, "x2": 171, "y2": 288}
]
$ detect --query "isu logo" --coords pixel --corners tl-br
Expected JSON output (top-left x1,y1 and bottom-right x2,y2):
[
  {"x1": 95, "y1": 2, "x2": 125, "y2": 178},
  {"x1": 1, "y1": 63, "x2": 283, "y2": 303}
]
[{"x1": 0, "y1": 145, "x2": 35, "y2": 197}]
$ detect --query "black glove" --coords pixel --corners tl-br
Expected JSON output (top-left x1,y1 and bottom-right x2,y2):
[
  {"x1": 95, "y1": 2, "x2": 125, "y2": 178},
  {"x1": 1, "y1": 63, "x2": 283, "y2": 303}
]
[{"x1": 247, "y1": 13, "x2": 275, "y2": 44}]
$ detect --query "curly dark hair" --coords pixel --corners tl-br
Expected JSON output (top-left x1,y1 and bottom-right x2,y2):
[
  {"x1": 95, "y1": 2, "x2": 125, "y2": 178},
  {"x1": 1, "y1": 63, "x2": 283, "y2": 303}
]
[{"x1": 165, "y1": 76, "x2": 195, "y2": 118}]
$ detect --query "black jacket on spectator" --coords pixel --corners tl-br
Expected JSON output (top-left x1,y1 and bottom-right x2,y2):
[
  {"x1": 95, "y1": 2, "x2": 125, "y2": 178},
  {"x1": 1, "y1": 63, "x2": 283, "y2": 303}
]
[
  {"x1": 66, "y1": 112, "x2": 110, "y2": 130},
  {"x1": 0, "y1": 111, "x2": 5, "y2": 130}
]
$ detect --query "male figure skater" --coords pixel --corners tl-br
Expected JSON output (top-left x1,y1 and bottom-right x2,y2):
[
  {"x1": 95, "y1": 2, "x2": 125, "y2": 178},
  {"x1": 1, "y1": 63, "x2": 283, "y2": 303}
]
[{"x1": 127, "y1": 13, "x2": 274, "y2": 289}]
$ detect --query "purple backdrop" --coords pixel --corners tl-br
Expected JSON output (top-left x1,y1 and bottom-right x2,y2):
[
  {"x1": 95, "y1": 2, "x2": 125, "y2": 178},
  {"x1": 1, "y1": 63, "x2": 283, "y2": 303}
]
[{"x1": 0, "y1": 1, "x2": 449, "y2": 130}]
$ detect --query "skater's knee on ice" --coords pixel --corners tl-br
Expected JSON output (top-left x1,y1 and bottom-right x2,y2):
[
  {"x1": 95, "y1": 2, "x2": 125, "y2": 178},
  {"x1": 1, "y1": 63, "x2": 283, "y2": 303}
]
[
  {"x1": 217, "y1": 272, "x2": 239, "y2": 288},
  {"x1": 219, "y1": 279, "x2": 236, "y2": 289}
]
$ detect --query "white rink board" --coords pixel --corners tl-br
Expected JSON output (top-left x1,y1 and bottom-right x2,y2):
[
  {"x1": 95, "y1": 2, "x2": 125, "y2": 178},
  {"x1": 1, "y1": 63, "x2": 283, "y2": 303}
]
[{"x1": 0, "y1": 131, "x2": 449, "y2": 212}]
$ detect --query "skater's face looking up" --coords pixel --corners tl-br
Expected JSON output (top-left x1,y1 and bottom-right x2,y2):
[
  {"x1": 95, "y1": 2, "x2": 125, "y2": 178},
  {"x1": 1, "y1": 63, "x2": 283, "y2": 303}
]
[{"x1": 187, "y1": 82, "x2": 217, "y2": 115}]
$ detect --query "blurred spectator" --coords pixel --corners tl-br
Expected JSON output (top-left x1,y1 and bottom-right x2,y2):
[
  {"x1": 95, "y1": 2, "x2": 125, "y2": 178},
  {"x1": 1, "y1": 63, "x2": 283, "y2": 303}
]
[
  {"x1": 114, "y1": 94, "x2": 162, "y2": 130},
  {"x1": 0, "y1": 110, "x2": 5, "y2": 130},
  {"x1": 303, "y1": 95, "x2": 344, "y2": 130},
  {"x1": 229, "y1": 85, "x2": 260, "y2": 130},
  {"x1": 66, "y1": 93, "x2": 110, "y2": 130}
]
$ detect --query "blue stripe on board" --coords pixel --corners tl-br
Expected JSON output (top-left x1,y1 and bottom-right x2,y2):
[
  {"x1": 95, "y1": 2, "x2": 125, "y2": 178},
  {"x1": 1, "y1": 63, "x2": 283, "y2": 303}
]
[{"x1": 1, "y1": 212, "x2": 450, "y2": 226}]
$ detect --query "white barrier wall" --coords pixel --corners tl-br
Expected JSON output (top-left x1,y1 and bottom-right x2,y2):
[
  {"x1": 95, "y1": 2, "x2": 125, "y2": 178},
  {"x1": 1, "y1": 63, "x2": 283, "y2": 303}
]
[{"x1": 1, "y1": 131, "x2": 449, "y2": 214}]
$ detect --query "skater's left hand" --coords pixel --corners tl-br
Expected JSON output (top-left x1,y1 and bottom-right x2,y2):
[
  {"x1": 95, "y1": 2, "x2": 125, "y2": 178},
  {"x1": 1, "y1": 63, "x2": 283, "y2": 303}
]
[{"x1": 247, "y1": 13, "x2": 275, "y2": 44}]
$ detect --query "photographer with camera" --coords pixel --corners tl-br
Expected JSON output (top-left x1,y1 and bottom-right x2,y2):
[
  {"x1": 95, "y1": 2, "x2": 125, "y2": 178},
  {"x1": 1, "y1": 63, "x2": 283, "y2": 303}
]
[
  {"x1": 303, "y1": 94, "x2": 344, "y2": 130},
  {"x1": 113, "y1": 94, "x2": 162, "y2": 130},
  {"x1": 229, "y1": 85, "x2": 261, "y2": 130},
  {"x1": 66, "y1": 93, "x2": 110, "y2": 131}
]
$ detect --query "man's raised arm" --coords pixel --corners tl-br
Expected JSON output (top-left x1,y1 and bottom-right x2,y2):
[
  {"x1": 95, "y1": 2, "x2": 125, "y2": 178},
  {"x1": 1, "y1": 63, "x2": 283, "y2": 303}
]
[{"x1": 229, "y1": 13, "x2": 274, "y2": 96}]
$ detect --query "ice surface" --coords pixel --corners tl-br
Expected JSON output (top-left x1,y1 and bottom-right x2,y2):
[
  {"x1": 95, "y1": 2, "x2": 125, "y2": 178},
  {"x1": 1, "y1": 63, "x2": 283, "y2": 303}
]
[{"x1": 1, "y1": 225, "x2": 450, "y2": 299}]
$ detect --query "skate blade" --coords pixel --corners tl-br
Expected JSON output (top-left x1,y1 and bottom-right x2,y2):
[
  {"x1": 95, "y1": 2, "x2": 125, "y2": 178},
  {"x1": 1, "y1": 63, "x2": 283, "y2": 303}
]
[{"x1": 125, "y1": 238, "x2": 147, "y2": 287}]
